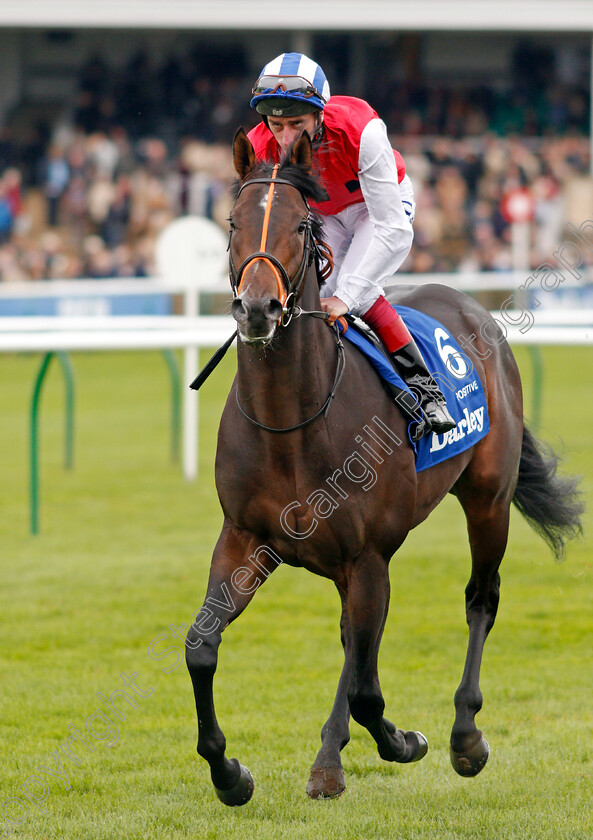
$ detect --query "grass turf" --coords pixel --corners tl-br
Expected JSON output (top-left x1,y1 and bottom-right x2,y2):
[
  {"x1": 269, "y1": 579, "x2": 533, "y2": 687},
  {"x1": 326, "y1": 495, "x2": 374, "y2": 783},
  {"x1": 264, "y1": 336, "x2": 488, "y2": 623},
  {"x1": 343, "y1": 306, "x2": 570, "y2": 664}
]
[{"x1": 0, "y1": 345, "x2": 591, "y2": 839}]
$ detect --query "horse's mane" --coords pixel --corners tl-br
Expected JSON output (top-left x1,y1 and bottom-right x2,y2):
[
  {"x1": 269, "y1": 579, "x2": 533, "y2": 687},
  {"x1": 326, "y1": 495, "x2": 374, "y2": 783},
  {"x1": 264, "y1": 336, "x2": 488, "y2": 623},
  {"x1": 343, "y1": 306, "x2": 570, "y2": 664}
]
[{"x1": 231, "y1": 154, "x2": 333, "y2": 286}]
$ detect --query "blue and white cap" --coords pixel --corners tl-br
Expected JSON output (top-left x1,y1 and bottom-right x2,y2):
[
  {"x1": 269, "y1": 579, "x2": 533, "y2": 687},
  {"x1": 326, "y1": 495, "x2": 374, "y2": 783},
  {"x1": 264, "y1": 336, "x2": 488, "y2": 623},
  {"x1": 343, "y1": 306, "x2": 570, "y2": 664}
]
[{"x1": 251, "y1": 53, "x2": 330, "y2": 116}]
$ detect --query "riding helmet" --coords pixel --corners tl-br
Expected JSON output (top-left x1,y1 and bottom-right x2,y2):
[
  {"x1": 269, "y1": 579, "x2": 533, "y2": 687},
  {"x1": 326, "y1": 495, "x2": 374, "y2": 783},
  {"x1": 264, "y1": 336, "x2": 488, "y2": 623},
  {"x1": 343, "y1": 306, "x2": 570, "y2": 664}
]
[{"x1": 250, "y1": 53, "x2": 330, "y2": 116}]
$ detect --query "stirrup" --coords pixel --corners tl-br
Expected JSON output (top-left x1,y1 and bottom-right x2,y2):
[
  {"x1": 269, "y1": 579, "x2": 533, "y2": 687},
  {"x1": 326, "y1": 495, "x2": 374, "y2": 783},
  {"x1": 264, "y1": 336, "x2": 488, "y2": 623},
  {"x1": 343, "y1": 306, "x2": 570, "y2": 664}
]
[
  {"x1": 404, "y1": 374, "x2": 456, "y2": 435},
  {"x1": 388, "y1": 386, "x2": 433, "y2": 442},
  {"x1": 383, "y1": 341, "x2": 456, "y2": 440},
  {"x1": 410, "y1": 414, "x2": 432, "y2": 442}
]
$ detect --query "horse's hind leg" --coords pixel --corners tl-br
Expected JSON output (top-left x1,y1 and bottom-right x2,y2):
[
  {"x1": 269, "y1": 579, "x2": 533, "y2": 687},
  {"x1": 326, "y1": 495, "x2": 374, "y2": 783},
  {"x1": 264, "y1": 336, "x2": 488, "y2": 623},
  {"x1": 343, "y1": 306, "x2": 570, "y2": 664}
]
[
  {"x1": 345, "y1": 552, "x2": 429, "y2": 765},
  {"x1": 450, "y1": 486, "x2": 511, "y2": 777},
  {"x1": 307, "y1": 587, "x2": 351, "y2": 799},
  {"x1": 185, "y1": 525, "x2": 281, "y2": 806}
]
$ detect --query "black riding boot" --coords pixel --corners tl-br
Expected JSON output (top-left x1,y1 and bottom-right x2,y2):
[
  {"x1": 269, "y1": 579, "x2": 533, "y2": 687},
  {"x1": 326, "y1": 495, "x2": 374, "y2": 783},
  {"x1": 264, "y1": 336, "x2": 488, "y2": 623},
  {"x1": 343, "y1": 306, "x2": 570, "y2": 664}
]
[{"x1": 390, "y1": 340, "x2": 456, "y2": 438}]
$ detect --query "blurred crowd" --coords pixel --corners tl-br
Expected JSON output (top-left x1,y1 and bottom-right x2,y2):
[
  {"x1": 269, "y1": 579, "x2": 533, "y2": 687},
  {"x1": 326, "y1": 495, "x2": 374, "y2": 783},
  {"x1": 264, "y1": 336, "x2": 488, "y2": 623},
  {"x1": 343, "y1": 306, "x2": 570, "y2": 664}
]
[
  {"x1": 0, "y1": 130, "x2": 236, "y2": 282},
  {"x1": 398, "y1": 134, "x2": 590, "y2": 273},
  {"x1": 0, "y1": 42, "x2": 590, "y2": 282}
]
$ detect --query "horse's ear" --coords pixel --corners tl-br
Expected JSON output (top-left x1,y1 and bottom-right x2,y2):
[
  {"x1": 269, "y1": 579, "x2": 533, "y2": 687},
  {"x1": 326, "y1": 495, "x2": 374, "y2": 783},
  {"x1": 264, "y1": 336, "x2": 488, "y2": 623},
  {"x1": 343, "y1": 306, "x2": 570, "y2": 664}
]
[
  {"x1": 290, "y1": 131, "x2": 313, "y2": 173},
  {"x1": 233, "y1": 128, "x2": 256, "y2": 179}
]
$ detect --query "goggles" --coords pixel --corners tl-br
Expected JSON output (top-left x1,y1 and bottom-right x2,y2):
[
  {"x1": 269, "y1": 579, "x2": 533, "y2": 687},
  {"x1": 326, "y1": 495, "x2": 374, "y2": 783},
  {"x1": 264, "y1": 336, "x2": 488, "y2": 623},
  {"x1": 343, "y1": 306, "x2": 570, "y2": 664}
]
[{"x1": 252, "y1": 75, "x2": 327, "y2": 103}]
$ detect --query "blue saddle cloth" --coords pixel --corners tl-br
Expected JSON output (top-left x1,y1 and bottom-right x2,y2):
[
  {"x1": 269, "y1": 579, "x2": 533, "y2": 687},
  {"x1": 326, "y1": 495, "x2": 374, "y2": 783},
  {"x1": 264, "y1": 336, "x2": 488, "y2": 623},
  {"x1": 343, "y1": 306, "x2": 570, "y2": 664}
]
[{"x1": 341, "y1": 305, "x2": 490, "y2": 472}]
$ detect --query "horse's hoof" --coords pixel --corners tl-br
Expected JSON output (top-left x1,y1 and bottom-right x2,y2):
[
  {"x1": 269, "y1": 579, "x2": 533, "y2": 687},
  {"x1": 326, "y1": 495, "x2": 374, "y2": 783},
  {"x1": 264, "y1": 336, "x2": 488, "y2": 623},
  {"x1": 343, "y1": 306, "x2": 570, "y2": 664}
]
[
  {"x1": 450, "y1": 733, "x2": 490, "y2": 777},
  {"x1": 306, "y1": 766, "x2": 346, "y2": 799},
  {"x1": 214, "y1": 763, "x2": 254, "y2": 806},
  {"x1": 403, "y1": 730, "x2": 429, "y2": 763},
  {"x1": 377, "y1": 724, "x2": 429, "y2": 763}
]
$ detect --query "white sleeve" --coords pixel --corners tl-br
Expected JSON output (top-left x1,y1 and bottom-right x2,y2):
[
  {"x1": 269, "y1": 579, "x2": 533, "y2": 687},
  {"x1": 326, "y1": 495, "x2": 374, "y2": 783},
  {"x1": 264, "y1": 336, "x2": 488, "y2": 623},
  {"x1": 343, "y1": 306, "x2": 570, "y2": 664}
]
[{"x1": 332, "y1": 118, "x2": 414, "y2": 313}]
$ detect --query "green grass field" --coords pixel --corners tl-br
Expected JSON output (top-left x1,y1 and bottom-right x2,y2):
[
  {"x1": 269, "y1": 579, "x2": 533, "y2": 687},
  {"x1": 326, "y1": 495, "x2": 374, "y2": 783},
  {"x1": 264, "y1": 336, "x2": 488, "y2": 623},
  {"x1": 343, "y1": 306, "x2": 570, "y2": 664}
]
[{"x1": 0, "y1": 344, "x2": 591, "y2": 840}]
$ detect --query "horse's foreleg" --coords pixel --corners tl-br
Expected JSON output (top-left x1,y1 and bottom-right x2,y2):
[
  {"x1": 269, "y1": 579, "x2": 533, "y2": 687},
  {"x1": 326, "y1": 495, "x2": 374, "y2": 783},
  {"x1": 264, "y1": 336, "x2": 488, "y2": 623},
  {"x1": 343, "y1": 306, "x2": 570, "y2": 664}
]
[
  {"x1": 185, "y1": 526, "x2": 280, "y2": 805},
  {"x1": 346, "y1": 553, "x2": 428, "y2": 765},
  {"x1": 307, "y1": 587, "x2": 351, "y2": 799},
  {"x1": 450, "y1": 500, "x2": 508, "y2": 777}
]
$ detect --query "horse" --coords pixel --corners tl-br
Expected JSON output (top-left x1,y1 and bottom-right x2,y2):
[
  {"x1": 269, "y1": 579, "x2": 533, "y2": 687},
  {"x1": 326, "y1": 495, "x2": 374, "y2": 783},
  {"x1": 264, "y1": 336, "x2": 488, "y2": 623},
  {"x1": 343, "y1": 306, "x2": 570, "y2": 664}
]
[{"x1": 185, "y1": 128, "x2": 583, "y2": 806}]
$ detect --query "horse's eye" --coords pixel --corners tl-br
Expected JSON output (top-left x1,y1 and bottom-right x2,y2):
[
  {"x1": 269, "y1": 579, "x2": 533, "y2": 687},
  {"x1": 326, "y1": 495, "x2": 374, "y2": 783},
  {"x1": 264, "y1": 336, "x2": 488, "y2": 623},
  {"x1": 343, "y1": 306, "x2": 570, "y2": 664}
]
[
  {"x1": 298, "y1": 220, "x2": 307, "y2": 234},
  {"x1": 228, "y1": 217, "x2": 236, "y2": 231}
]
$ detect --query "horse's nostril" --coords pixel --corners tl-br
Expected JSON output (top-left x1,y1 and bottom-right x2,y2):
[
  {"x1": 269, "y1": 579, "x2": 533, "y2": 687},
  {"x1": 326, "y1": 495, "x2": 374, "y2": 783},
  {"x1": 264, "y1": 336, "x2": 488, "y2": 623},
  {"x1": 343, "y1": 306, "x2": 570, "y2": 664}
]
[
  {"x1": 264, "y1": 299, "x2": 284, "y2": 322},
  {"x1": 232, "y1": 297, "x2": 283, "y2": 331},
  {"x1": 231, "y1": 298, "x2": 249, "y2": 323}
]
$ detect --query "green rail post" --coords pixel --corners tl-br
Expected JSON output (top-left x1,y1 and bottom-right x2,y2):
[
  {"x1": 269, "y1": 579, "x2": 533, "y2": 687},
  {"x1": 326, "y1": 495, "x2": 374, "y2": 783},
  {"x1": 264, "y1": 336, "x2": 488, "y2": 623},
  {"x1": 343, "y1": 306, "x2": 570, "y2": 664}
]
[
  {"x1": 528, "y1": 345, "x2": 543, "y2": 431},
  {"x1": 161, "y1": 349, "x2": 181, "y2": 463},
  {"x1": 57, "y1": 351, "x2": 75, "y2": 469},
  {"x1": 30, "y1": 351, "x2": 76, "y2": 535},
  {"x1": 30, "y1": 352, "x2": 54, "y2": 535}
]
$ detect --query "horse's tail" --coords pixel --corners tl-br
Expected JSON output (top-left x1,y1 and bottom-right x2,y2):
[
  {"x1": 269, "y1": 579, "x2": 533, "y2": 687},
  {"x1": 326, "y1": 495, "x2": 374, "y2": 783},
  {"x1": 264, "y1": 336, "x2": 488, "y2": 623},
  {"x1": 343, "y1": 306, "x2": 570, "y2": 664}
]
[{"x1": 512, "y1": 423, "x2": 584, "y2": 561}]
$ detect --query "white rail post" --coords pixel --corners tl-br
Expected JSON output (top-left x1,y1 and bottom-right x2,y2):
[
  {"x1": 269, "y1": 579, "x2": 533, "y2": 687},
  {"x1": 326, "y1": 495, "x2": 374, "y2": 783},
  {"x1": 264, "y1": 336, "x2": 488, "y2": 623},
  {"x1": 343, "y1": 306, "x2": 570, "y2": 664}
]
[
  {"x1": 155, "y1": 215, "x2": 230, "y2": 481},
  {"x1": 183, "y1": 288, "x2": 199, "y2": 480}
]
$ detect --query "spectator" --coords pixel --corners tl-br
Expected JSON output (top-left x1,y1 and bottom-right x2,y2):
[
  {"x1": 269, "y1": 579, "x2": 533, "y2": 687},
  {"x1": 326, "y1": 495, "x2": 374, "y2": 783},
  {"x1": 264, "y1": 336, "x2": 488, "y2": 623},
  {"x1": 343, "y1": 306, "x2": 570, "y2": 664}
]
[
  {"x1": 42, "y1": 145, "x2": 70, "y2": 227},
  {"x1": 0, "y1": 182, "x2": 14, "y2": 245},
  {"x1": 101, "y1": 175, "x2": 132, "y2": 247}
]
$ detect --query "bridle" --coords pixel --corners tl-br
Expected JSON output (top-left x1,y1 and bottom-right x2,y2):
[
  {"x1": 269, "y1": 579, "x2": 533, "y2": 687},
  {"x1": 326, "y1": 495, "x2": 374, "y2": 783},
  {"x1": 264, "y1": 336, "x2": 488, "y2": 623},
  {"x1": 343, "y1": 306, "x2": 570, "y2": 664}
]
[
  {"x1": 228, "y1": 164, "x2": 345, "y2": 433},
  {"x1": 229, "y1": 164, "x2": 317, "y2": 326}
]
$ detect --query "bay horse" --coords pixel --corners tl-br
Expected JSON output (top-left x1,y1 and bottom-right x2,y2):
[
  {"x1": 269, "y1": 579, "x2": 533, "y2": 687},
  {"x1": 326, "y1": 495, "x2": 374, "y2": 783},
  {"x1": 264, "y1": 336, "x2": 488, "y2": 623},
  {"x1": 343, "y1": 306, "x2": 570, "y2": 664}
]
[{"x1": 185, "y1": 129, "x2": 583, "y2": 805}]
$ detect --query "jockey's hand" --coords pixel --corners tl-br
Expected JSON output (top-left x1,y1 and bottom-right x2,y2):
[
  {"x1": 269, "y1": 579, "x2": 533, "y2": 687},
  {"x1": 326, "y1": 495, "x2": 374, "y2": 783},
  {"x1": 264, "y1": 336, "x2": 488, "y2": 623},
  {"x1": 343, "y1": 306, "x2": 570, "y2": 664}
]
[{"x1": 320, "y1": 296, "x2": 349, "y2": 325}]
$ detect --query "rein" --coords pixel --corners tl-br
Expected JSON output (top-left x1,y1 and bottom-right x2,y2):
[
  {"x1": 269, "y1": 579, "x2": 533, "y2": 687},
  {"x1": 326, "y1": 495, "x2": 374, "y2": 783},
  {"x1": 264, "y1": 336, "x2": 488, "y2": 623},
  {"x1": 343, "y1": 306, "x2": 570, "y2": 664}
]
[{"x1": 234, "y1": 320, "x2": 345, "y2": 433}]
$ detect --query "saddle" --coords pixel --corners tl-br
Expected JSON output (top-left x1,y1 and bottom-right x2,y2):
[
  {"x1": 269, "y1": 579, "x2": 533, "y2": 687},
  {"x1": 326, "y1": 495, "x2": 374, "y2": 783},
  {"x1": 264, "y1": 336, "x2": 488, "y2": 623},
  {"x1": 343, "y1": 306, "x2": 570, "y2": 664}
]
[{"x1": 339, "y1": 306, "x2": 490, "y2": 471}]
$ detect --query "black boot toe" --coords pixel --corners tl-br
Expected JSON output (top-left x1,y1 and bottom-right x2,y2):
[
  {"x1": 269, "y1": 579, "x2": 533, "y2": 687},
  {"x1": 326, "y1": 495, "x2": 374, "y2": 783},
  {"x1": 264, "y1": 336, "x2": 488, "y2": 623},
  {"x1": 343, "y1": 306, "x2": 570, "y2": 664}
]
[{"x1": 424, "y1": 402, "x2": 456, "y2": 434}]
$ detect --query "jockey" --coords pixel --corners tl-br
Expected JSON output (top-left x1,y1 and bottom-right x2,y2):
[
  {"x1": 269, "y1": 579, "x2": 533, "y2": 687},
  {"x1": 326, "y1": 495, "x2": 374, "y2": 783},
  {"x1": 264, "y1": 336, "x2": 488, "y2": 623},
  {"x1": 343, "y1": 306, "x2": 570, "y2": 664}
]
[{"x1": 248, "y1": 52, "x2": 455, "y2": 437}]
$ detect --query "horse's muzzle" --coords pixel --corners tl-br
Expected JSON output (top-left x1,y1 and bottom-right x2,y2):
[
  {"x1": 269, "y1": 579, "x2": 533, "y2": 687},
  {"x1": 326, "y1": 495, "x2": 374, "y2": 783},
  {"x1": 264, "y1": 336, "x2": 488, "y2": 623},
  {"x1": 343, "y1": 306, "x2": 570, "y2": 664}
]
[{"x1": 231, "y1": 296, "x2": 284, "y2": 347}]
